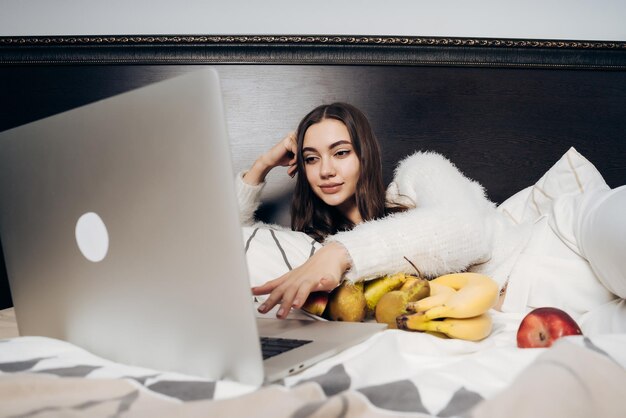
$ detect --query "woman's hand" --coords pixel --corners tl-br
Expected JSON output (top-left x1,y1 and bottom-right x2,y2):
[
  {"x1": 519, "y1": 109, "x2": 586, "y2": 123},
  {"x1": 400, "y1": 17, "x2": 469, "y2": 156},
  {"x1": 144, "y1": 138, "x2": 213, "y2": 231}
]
[
  {"x1": 252, "y1": 242, "x2": 352, "y2": 319},
  {"x1": 264, "y1": 131, "x2": 298, "y2": 176},
  {"x1": 243, "y1": 131, "x2": 298, "y2": 185}
]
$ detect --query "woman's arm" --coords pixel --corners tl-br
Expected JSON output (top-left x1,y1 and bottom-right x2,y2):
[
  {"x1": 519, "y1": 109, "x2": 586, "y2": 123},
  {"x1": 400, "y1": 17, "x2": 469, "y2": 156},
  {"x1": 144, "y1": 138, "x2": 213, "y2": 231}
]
[
  {"x1": 243, "y1": 131, "x2": 298, "y2": 185},
  {"x1": 328, "y1": 151, "x2": 494, "y2": 281},
  {"x1": 327, "y1": 205, "x2": 493, "y2": 281},
  {"x1": 236, "y1": 132, "x2": 297, "y2": 225}
]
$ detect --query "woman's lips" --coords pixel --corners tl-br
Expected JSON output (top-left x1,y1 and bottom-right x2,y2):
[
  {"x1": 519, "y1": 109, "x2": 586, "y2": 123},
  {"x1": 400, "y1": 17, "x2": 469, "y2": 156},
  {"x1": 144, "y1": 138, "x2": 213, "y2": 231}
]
[{"x1": 319, "y1": 183, "x2": 343, "y2": 194}]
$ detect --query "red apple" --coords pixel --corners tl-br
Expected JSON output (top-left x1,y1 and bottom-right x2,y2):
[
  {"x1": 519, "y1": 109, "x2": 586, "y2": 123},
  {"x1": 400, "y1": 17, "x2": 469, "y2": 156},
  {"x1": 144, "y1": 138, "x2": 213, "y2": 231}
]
[
  {"x1": 300, "y1": 291, "x2": 329, "y2": 317},
  {"x1": 517, "y1": 307, "x2": 583, "y2": 348}
]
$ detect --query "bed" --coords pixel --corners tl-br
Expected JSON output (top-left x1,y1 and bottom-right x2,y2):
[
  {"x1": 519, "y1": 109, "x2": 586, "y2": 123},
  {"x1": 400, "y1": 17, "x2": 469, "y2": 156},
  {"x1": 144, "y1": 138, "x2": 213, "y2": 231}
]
[{"x1": 1, "y1": 35, "x2": 626, "y2": 417}]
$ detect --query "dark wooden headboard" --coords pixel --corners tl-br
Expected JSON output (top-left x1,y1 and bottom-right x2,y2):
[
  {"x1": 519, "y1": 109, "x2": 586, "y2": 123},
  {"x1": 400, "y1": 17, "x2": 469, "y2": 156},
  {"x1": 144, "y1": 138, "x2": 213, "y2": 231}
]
[{"x1": 1, "y1": 36, "x2": 626, "y2": 309}]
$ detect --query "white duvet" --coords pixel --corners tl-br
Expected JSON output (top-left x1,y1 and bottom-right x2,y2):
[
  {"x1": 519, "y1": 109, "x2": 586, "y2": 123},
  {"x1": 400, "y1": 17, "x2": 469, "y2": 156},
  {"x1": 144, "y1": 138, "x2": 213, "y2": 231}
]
[{"x1": 1, "y1": 308, "x2": 625, "y2": 418}]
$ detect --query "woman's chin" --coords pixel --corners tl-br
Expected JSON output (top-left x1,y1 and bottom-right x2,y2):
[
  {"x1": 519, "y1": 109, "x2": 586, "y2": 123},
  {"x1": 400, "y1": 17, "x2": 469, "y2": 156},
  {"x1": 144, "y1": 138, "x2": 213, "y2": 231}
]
[{"x1": 320, "y1": 195, "x2": 348, "y2": 207}]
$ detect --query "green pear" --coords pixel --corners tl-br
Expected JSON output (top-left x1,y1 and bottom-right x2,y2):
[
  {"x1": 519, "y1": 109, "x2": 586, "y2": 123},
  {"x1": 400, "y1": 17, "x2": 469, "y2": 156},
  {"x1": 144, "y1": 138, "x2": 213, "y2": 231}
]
[
  {"x1": 375, "y1": 277, "x2": 429, "y2": 328},
  {"x1": 327, "y1": 281, "x2": 366, "y2": 322}
]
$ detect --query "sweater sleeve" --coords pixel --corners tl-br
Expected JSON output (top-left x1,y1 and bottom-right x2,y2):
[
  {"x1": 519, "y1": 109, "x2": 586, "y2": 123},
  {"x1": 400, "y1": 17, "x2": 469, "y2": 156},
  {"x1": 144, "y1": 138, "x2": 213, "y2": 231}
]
[
  {"x1": 234, "y1": 171, "x2": 266, "y2": 226},
  {"x1": 326, "y1": 151, "x2": 495, "y2": 282}
]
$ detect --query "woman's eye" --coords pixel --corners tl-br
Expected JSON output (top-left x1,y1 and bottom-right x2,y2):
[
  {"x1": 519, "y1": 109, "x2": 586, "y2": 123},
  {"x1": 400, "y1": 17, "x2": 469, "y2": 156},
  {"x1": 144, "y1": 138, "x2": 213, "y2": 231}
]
[
  {"x1": 335, "y1": 150, "x2": 351, "y2": 157},
  {"x1": 304, "y1": 156, "x2": 318, "y2": 164}
]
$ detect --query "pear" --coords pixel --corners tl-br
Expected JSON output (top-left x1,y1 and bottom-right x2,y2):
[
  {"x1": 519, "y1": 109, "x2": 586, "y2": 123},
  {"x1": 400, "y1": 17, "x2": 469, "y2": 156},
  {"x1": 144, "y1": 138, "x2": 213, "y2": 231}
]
[
  {"x1": 363, "y1": 273, "x2": 408, "y2": 316},
  {"x1": 327, "y1": 281, "x2": 366, "y2": 322},
  {"x1": 375, "y1": 277, "x2": 429, "y2": 328}
]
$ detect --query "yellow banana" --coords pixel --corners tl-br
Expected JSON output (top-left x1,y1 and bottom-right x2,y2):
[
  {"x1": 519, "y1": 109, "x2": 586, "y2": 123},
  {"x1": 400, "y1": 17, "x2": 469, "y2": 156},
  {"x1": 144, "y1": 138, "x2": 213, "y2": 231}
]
[
  {"x1": 363, "y1": 273, "x2": 408, "y2": 313},
  {"x1": 409, "y1": 273, "x2": 498, "y2": 321},
  {"x1": 397, "y1": 313, "x2": 493, "y2": 341}
]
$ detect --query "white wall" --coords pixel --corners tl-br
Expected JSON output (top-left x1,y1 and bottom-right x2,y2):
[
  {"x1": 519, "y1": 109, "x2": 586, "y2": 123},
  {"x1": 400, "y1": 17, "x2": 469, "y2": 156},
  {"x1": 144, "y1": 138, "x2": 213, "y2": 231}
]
[{"x1": 2, "y1": 0, "x2": 626, "y2": 41}]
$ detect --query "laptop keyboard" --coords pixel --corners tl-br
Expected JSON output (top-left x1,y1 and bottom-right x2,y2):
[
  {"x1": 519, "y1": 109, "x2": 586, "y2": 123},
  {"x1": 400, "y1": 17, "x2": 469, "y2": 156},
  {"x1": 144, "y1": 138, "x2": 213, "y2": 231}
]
[{"x1": 260, "y1": 337, "x2": 313, "y2": 360}]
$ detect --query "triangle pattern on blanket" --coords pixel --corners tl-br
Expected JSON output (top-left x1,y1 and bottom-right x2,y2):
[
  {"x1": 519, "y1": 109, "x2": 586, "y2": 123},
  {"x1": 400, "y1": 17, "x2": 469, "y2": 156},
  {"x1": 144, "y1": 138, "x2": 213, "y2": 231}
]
[
  {"x1": 0, "y1": 356, "x2": 52, "y2": 373},
  {"x1": 295, "y1": 364, "x2": 351, "y2": 396},
  {"x1": 358, "y1": 379, "x2": 429, "y2": 414},
  {"x1": 436, "y1": 386, "x2": 484, "y2": 417},
  {"x1": 147, "y1": 380, "x2": 216, "y2": 402},
  {"x1": 35, "y1": 365, "x2": 101, "y2": 378}
]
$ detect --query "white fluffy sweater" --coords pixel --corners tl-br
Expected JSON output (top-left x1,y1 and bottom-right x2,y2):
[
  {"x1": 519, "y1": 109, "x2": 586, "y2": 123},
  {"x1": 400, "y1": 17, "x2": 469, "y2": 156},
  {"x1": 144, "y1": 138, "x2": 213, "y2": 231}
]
[{"x1": 236, "y1": 151, "x2": 531, "y2": 289}]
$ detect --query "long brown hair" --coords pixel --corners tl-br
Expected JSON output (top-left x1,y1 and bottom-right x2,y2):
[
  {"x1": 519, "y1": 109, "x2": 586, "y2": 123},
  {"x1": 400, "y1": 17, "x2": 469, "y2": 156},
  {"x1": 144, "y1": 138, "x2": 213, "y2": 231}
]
[{"x1": 290, "y1": 103, "x2": 387, "y2": 242}]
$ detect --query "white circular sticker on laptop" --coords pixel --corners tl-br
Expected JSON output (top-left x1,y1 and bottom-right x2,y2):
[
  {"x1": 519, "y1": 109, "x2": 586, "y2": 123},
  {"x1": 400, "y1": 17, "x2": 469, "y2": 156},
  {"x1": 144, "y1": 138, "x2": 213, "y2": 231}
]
[{"x1": 75, "y1": 212, "x2": 109, "y2": 262}]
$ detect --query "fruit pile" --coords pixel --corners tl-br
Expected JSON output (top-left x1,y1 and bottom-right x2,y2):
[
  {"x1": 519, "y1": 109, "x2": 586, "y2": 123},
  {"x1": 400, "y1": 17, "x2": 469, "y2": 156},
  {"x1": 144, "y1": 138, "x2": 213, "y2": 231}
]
[{"x1": 302, "y1": 271, "x2": 500, "y2": 341}]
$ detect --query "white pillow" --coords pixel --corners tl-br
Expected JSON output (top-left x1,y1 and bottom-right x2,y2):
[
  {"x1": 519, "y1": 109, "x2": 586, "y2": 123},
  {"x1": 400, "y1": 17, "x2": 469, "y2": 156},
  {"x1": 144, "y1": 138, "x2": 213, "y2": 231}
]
[
  {"x1": 498, "y1": 147, "x2": 617, "y2": 319},
  {"x1": 498, "y1": 147, "x2": 609, "y2": 227},
  {"x1": 242, "y1": 226, "x2": 322, "y2": 288},
  {"x1": 576, "y1": 186, "x2": 626, "y2": 299}
]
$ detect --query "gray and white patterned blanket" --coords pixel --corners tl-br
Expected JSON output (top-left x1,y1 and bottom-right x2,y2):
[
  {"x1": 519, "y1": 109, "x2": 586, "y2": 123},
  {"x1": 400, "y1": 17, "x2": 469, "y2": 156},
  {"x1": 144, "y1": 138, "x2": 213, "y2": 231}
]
[{"x1": 1, "y1": 308, "x2": 625, "y2": 418}]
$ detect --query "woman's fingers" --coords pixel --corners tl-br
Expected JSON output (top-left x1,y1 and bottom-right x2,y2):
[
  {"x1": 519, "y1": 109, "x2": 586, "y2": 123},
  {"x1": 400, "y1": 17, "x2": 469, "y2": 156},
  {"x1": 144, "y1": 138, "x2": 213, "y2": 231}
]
[
  {"x1": 282, "y1": 132, "x2": 297, "y2": 154},
  {"x1": 286, "y1": 132, "x2": 298, "y2": 177},
  {"x1": 271, "y1": 276, "x2": 340, "y2": 318},
  {"x1": 286, "y1": 130, "x2": 296, "y2": 145},
  {"x1": 291, "y1": 279, "x2": 323, "y2": 309},
  {"x1": 261, "y1": 131, "x2": 298, "y2": 171},
  {"x1": 287, "y1": 163, "x2": 297, "y2": 177},
  {"x1": 256, "y1": 274, "x2": 321, "y2": 318},
  {"x1": 254, "y1": 272, "x2": 298, "y2": 314},
  {"x1": 257, "y1": 280, "x2": 297, "y2": 317},
  {"x1": 277, "y1": 276, "x2": 323, "y2": 319},
  {"x1": 276, "y1": 283, "x2": 299, "y2": 319},
  {"x1": 258, "y1": 285, "x2": 285, "y2": 315},
  {"x1": 251, "y1": 275, "x2": 286, "y2": 296}
]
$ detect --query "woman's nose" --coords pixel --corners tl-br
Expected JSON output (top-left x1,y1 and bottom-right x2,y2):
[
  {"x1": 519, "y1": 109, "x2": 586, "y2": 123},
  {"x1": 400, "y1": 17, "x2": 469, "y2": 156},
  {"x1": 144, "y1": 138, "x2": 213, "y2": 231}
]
[{"x1": 319, "y1": 158, "x2": 336, "y2": 178}]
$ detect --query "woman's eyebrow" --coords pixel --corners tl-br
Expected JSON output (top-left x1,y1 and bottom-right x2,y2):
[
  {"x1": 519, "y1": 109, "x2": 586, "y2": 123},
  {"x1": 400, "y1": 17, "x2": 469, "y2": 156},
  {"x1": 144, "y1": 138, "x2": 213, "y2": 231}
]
[{"x1": 302, "y1": 140, "x2": 352, "y2": 153}]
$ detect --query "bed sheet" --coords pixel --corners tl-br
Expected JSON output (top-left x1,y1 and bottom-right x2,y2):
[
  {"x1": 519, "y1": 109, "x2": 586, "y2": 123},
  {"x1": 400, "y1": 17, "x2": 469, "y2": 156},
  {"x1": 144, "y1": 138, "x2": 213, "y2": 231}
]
[{"x1": 1, "y1": 308, "x2": 625, "y2": 417}]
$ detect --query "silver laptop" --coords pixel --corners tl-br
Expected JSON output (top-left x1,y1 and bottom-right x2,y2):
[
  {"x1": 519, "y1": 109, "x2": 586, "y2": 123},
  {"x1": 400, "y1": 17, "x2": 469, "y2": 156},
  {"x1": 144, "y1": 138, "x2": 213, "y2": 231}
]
[{"x1": 0, "y1": 69, "x2": 385, "y2": 385}]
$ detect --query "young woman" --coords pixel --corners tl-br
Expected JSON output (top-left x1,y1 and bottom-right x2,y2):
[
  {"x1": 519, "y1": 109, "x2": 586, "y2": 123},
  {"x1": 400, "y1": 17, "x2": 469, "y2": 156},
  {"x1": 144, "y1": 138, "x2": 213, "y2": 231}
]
[{"x1": 237, "y1": 103, "x2": 529, "y2": 319}]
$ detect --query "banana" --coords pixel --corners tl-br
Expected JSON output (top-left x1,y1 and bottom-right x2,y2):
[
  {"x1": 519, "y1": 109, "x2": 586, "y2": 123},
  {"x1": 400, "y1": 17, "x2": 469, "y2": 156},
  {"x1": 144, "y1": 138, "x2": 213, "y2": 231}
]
[
  {"x1": 397, "y1": 313, "x2": 493, "y2": 341},
  {"x1": 363, "y1": 273, "x2": 408, "y2": 313},
  {"x1": 408, "y1": 273, "x2": 499, "y2": 321}
]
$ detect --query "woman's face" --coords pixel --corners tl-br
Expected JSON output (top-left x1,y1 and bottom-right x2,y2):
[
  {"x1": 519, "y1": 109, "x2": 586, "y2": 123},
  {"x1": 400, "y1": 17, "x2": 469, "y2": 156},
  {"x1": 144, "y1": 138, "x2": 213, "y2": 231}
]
[{"x1": 302, "y1": 119, "x2": 362, "y2": 223}]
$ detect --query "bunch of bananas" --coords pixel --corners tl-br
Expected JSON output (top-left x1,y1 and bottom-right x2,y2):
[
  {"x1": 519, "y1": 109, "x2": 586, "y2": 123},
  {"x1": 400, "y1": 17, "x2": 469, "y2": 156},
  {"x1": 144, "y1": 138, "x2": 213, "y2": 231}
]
[{"x1": 396, "y1": 273, "x2": 499, "y2": 341}]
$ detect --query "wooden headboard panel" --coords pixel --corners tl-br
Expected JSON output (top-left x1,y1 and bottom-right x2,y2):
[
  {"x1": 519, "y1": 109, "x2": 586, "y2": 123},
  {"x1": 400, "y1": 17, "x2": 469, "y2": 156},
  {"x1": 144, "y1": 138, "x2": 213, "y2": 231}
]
[{"x1": 1, "y1": 36, "x2": 625, "y2": 308}]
